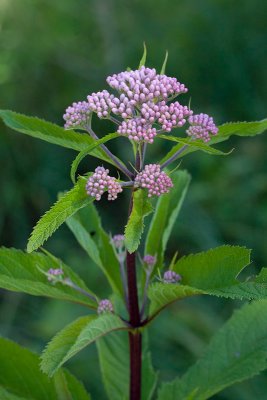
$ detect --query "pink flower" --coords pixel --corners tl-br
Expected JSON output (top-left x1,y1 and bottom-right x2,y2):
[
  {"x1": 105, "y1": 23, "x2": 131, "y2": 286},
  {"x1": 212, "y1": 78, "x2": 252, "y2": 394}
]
[{"x1": 135, "y1": 164, "x2": 173, "y2": 197}]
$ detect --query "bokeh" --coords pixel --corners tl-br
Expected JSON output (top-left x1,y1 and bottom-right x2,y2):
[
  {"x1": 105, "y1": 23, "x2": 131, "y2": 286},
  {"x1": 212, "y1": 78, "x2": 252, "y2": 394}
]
[{"x1": 1, "y1": 0, "x2": 267, "y2": 398}]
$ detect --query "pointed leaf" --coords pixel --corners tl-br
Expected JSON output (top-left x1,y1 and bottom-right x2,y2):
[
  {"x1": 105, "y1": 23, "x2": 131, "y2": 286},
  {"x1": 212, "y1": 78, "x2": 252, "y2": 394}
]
[
  {"x1": 66, "y1": 203, "x2": 122, "y2": 295},
  {"x1": 148, "y1": 246, "x2": 252, "y2": 317},
  {"x1": 125, "y1": 189, "x2": 153, "y2": 253},
  {"x1": 0, "y1": 110, "x2": 113, "y2": 164},
  {"x1": 0, "y1": 337, "x2": 91, "y2": 400},
  {"x1": 0, "y1": 247, "x2": 96, "y2": 308},
  {"x1": 70, "y1": 132, "x2": 121, "y2": 183},
  {"x1": 160, "y1": 51, "x2": 169, "y2": 74},
  {"x1": 27, "y1": 178, "x2": 92, "y2": 253},
  {"x1": 173, "y1": 245, "x2": 251, "y2": 289},
  {"x1": 41, "y1": 314, "x2": 127, "y2": 376},
  {"x1": 160, "y1": 119, "x2": 267, "y2": 165},
  {"x1": 145, "y1": 170, "x2": 191, "y2": 270},
  {"x1": 138, "y1": 43, "x2": 147, "y2": 68},
  {"x1": 158, "y1": 134, "x2": 230, "y2": 156},
  {"x1": 158, "y1": 299, "x2": 267, "y2": 400}
]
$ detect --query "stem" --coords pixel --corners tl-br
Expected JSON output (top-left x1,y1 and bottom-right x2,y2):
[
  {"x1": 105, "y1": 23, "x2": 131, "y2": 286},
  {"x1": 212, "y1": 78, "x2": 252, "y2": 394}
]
[
  {"x1": 85, "y1": 123, "x2": 134, "y2": 179},
  {"x1": 160, "y1": 144, "x2": 188, "y2": 169},
  {"x1": 126, "y1": 150, "x2": 142, "y2": 400},
  {"x1": 109, "y1": 115, "x2": 121, "y2": 125},
  {"x1": 129, "y1": 332, "x2": 142, "y2": 400},
  {"x1": 63, "y1": 278, "x2": 98, "y2": 303},
  {"x1": 120, "y1": 180, "x2": 135, "y2": 187}
]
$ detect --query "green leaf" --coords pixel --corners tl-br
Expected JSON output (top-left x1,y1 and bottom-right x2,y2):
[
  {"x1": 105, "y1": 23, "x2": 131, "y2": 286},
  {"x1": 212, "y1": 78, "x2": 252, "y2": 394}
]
[
  {"x1": 0, "y1": 110, "x2": 112, "y2": 164},
  {"x1": 160, "y1": 119, "x2": 267, "y2": 165},
  {"x1": 41, "y1": 314, "x2": 127, "y2": 376},
  {"x1": 148, "y1": 246, "x2": 252, "y2": 316},
  {"x1": 125, "y1": 189, "x2": 153, "y2": 253},
  {"x1": 160, "y1": 51, "x2": 169, "y2": 74},
  {"x1": 211, "y1": 118, "x2": 267, "y2": 144},
  {"x1": 0, "y1": 387, "x2": 28, "y2": 400},
  {"x1": 0, "y1": 337, "x2": 91, "y2": 400},
  {"x1": 66, "y1": 203, "x2": 122, "y2": 295},
  {"x1": 97, "y1": 330, "x2": 158, "y2": 400},
  {"x1": 27, "y1": 178, "x2": 93, "y2": 253},
  {"x1": 157, "y1": 299, "x2": 267, "y2": 400},
  {"x1": 173, "y1": 245, "x2": 251, "y2": 290},
  {"x1": 158, "y1": 134, "x2": 230, "y2": 156},
  {"x1": 145, "y1": 170, "x2": 191, "y2": 270},
  {"x1": 70, "y1": 132, "x2": 121, "y2": 183},
  {"x1": 0, "y1": 247, "x2": 96, "y2": 308},
  {"x1": 138, "y1": 42, "x2": 147, "y2": 68},
  {"x1": 148, "y1": 283, "x2": 203, "y2": 316}
]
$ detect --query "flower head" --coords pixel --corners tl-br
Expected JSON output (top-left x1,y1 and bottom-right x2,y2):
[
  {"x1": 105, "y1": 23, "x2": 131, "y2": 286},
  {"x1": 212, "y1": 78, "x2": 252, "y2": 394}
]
[
  {"x1": 163, "y1": 270, "x2": 181, "y2": 284},
  {"x1": 97, "y1": 299, "x2": 114, "y2": 314},
  {"x1": 107, "y1": 66, "x2": 188, "y2": 105},
  {"x1": 135, "y1": 164, "x2": 173, "y2": 197},
  {"x1": 47, "y1": 268, "x2": 64, "y2": 282},
  {"x1": 63, "y1": 101, "x2": 91, "y2": 129},
  {"x1": 187, "y1": 113, "x2": 218, "y2": 142},
  {"x1": 112, "y1": 234, "x2": 125, "y2": 249},
  {"x1": 86, "y1": 167, "x2": 122, "y2": 201},
  {"x1": 143, "y1": 255, "x2": 156, "y2": 266},
  {"x1": 118, "y1": 117, "x2": 157, "y2": 143}
]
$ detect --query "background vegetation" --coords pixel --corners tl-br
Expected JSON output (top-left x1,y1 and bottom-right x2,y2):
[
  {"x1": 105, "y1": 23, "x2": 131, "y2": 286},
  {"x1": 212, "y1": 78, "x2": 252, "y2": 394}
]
[{"x1": 1, "y1": 0, "x2": 267, "y2": 398}]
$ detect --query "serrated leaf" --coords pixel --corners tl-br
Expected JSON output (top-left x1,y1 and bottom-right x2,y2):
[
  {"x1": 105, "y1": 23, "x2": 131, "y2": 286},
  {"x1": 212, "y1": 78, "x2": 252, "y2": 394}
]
[
  {"x1": 125, "y1": 190, "x2": 153, "y2": 253},
  {"x1": 157, "y1": 299, "x2": 267, "y2": 400},
  {"x1": 138, "y1": 42, "x2": 147, "y2": 68},
  {"x1": 145, "y1": 170, "x2": 191, "y2": 270},
  {"x1": 160, "y1": 51, "x2": 169, "y2": 74},
  {"x1": 27, "y1": 178, "x2": 92, "y2": 252},
  {"x1": 66, "y1": 203, "x2": 122, "y2": 295},
  {"x1": 0, "y1": 337, "x2": 91, "y2": 400},
  {"x1": 160, "y1": 119, "x2": 267, "y2": 165},
  {"x1": 173, "y1": 245, "x2": 251, "y2": 289},
  {"x1": 70, "y1": 132, "x2": 121, "y2": 183},
  {"x1": 97, "y1": 330, "x2": 158, "y2": 400},
  {"x1": 0, "y1": 247, "x2": 96, "y2": 308},
  {"x1": 148, "y1": 283, "x2": 203, "y2": 316},
  {"x1": 158, "y1": 134, "x2": 230, "y2": 156},
  {"x1": 0, "y1": 110, "x2": 113, "y2": 164},
  {"x1": 148, "y1": 246, "x2": 252, "y2": 317},
  {"x1": 41, "y1": 314, "x2": 127, "y2": 376}
]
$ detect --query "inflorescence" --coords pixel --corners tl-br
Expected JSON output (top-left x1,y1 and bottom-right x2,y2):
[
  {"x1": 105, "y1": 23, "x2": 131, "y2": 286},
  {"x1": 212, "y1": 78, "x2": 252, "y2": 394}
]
[
  {"x1": 64, "y1": 65, "x2": 218, "y2": 202},
  {"x1": 163, "y1": 270, "x2": 181, "y2": 284},
  {"x1": 135, "y1": 164, "x2": 173, "y2": 197},
  {"x1": 86, "y1": 167, "x2": 122, "y2": 201},
  {"x1": 97, "y1": 299, "x2": 114, "y2": 314}
]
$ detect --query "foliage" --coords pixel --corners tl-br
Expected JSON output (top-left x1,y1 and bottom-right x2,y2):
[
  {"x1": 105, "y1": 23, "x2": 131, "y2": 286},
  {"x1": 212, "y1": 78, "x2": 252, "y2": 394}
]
[
  {"x1": 0, "y1": 337, "x2": 91, "y2": 400},
  {"x1": 1, "y1": 35, "x2": 267, "y2": 399}
]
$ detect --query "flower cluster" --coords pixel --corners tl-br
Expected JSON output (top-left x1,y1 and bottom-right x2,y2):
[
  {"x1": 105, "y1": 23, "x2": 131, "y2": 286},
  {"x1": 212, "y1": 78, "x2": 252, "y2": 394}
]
[
  {"x1": 135, "y1": 164, "x2": 173, "y2": 197},
  {"x1": 86, "y1": 167, "x2": 122, "y2": 201},
  {"x1": 143, "y1": 255, "x2": 156, "y2": 266},
  {"x1": 107, "y1": 67, "x2": 188, "y2": 104},
  {"x1": 163, "y1": 270, "x2": 181, "y2": 284},
  {"x1": 117, "y1": 117, "x2": 157, "y2": 143},
  {"x1": 187, "y1": 113, "x2": 218, "y2": 142},
  {"x1": 97, "y1": 299, "x2": 114, "y2": 314},
  {"x1": 141, "y1": 101, "x2": 192, "y2": 131},
  {"x1": 47, "y1": 268, "x2": 64, "y2": 282},
  {"x1": 112, "y1": 234, "x2": 125, "y2": 249},
  {"x1": 63, "y1": 101, "x2": 91, "y2": 129},
  {"x1": 87, "y1": 90, "x2": 133, "y2": 119}
]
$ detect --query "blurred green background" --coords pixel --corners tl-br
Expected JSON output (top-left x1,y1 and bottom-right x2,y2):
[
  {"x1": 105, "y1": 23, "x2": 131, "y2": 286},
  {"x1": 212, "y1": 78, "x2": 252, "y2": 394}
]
[{"x1": 1, "y1": 0, "x2": 267, "y2": 398}]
